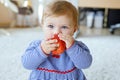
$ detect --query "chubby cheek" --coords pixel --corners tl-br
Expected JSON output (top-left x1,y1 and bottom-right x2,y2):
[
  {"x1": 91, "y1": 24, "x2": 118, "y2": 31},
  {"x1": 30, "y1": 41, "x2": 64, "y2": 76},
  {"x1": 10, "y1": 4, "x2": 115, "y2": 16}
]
[
  {"x1": 44, "y1": 32, "x2": 52, "y2": 39},
  {"x1": 43, "y1": 29, "x2": 54, "y2": 39},
  {"x1": 62, "y1": 30, "x2": 75, "y2": 36}
]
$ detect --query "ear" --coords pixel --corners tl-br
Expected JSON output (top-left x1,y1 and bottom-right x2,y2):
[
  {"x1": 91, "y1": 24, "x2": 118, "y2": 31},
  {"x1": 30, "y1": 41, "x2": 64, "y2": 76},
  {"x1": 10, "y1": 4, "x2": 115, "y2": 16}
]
[
  {"x1": 74, "y1": 26, "x2": 78, "y2": 32},
  {"x1": 74, "y1": 28, "x2": 76, "y2": 32}
]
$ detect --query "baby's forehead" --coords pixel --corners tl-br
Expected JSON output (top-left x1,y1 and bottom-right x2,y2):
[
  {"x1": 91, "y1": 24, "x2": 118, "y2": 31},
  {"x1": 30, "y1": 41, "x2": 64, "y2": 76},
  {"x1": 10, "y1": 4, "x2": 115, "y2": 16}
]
[
  {"x1": 45, "y1": 15, "x2": 72, "y2": 21},
  {"x1": 45, "y1": 14, "x2": 73, "y2": 20},
  {"x1": 44, "y1": 15, "x2": 73, "y2": 26}
]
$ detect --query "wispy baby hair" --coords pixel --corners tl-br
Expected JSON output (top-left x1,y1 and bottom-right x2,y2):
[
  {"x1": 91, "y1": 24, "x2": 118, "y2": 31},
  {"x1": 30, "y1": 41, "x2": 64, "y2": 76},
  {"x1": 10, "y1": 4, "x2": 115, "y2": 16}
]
[{"x1": 41, "y1": 0, "x2": 78, "y2": 28}]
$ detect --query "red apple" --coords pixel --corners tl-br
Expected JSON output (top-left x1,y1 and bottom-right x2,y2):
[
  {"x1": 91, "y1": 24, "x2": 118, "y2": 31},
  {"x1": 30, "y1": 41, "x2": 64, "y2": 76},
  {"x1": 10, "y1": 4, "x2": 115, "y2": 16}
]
[{"x1": 52, "y1": 34, "x2": 66, "y2": 57}]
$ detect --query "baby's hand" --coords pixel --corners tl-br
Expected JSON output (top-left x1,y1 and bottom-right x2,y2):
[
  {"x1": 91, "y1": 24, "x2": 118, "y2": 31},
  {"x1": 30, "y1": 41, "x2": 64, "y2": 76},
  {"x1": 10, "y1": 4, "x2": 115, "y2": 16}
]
[
  {"x1": 41, "y1": 39, "x2": 59, "y2": 54},
  {"x1": 58, "y1": 33, "x2": 74, "y2": 48}
]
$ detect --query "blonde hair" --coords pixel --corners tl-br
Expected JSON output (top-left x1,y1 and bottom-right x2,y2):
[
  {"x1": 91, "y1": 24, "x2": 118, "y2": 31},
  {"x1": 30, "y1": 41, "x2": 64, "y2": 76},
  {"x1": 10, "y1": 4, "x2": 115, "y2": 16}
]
[{"x1": 41, "y1": 0, "x2": 78, "y2": 29}]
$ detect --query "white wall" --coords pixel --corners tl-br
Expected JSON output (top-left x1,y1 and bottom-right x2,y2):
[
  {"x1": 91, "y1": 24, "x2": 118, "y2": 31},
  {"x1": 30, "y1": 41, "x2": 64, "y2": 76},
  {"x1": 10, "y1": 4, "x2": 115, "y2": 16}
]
[{"x1": 67, "y1": 0, "x2": 78, "y2": 9}]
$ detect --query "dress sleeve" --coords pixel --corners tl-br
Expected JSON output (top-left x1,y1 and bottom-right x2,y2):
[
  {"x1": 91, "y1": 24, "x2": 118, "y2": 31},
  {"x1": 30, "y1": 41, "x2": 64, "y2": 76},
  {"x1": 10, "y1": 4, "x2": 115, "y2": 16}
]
[
  {"x1": 21, "y1": 40, "x2": 48, "y2": 70},
  {"x1": 66, "y1": 41, "x2": 92, "y2": 69}
]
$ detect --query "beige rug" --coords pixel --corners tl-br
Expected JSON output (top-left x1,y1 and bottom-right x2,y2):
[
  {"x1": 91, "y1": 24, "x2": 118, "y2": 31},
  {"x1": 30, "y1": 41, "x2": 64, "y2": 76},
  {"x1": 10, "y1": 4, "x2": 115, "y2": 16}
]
[{"x1": 0, "y1": 27, "x2": 120, "y2": 80}]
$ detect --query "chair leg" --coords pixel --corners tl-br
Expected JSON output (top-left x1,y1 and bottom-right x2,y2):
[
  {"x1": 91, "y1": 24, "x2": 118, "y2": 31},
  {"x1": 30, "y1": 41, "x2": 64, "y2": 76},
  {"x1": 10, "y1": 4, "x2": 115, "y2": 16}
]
[{"x1": 110, "y1": 28, "x2": 114, "y2": 34}]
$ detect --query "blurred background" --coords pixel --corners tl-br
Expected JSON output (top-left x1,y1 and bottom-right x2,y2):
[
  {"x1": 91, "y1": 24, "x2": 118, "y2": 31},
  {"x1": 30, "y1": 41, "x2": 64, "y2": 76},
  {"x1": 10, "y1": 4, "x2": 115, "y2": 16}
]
[{"x1": 0, "y1": 0, "x2": 120, "y2": 80}]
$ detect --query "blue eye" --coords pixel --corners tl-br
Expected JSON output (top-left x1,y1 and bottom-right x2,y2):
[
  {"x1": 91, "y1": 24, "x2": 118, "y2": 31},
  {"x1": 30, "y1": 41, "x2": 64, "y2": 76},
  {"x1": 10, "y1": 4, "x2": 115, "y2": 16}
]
[
  {"x1": 61, "y1": 26, "x2": 68, "y2": 29},
  {"x1": 48, "y1": 25, "x2": 54, "y2": 28}
]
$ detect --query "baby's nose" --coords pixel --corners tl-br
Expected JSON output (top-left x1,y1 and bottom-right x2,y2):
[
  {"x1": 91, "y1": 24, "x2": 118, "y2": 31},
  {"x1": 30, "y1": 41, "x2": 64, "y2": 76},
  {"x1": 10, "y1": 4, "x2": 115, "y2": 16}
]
[{"x1": 54, "y1": 29, "x2": 61, "y2": 34}]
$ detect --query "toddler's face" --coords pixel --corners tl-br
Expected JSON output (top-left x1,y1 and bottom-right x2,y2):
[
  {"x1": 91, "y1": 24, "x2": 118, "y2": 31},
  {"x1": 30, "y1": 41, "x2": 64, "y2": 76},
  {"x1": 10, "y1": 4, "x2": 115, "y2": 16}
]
[{"x1": 42, "y1": 15, "x2": 76, "y2": 39}]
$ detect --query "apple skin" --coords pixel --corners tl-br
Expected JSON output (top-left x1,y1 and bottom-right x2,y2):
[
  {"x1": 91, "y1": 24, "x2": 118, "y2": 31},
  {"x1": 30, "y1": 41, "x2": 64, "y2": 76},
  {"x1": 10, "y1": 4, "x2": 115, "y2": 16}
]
[{"x1": 52, "y1": 34, "x2": 66, "y2": 57}]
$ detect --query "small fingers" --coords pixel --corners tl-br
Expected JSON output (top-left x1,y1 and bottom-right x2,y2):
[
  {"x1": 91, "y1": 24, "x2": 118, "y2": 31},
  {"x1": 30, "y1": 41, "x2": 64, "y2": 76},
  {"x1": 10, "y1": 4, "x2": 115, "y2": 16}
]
[
  {"x1": 58, "y1": 34, "x2": 67, "y2": 41},
  {"x1": 46, "y1": 39, "x2": 57, "y2": 44},
  {"x1": 47, "y1": 43, "x2": 59, "y2": 51}
]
